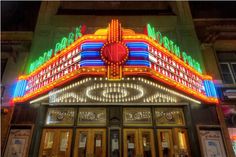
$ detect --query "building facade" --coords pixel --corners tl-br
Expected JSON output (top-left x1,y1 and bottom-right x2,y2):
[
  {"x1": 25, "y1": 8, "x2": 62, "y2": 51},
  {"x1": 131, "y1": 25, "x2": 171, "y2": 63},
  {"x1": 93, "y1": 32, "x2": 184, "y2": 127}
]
[
  {"x1": 190, "y1": 2, "x2": 236, "y2": 156},
  {"x1": 2, "y1": 2, "x2": 235, "y2": 157}
]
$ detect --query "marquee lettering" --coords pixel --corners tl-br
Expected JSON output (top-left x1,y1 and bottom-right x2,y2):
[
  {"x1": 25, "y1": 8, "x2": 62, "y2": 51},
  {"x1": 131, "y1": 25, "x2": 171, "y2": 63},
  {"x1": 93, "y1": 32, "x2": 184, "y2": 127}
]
[
  {"x1": 146, "y1": 24, "x2": 202, "y2": 73},
  {"x1": 28, "y1": 25, "x2": 85, "y2": 74}
]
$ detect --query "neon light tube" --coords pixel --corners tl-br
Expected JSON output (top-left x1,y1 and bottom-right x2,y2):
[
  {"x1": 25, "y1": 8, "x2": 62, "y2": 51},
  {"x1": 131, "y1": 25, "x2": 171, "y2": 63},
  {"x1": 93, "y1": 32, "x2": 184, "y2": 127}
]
[{"x1": 125, "y1": 60, "x2": 150, "y2": 66}]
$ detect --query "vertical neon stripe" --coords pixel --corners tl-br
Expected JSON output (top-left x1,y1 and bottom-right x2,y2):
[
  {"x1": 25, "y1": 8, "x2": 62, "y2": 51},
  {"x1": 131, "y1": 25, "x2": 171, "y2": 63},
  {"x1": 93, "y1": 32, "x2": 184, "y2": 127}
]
[
  {"x1": 210, "y1": 81, "x2": 217, "y2": 97},
  {"x1": 13, "y1": 81, "x2": 20, "y2": 97}
]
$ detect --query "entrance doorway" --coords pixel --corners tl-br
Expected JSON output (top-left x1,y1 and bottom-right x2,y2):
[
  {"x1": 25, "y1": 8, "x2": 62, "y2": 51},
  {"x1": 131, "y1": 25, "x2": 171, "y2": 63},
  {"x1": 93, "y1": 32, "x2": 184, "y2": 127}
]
[
  {"x1": 157, "y1": 128, "x2": 190, "y2": 157},
  {"x1": 73, "y1": 128, "x2": 106, "y2": 157},
  {"x1": 39, "y1": 129, "x2": 72, "y2": 157},
  {"x1": 123, "y1": 128, "x2": 156, "y2": 157}
]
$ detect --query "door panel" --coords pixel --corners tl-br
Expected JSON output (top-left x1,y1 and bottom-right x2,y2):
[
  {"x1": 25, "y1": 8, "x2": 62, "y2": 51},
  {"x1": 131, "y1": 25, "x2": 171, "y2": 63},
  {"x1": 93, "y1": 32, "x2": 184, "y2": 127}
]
[
  {"x1": 173, "y1": 128, "x2": 190, "y2": 157},
  {"x1": 157, "y1": 128, "x2": 190, "y2": 157},
  {"x1": 39, "y1": 130, "x2": 56, "y2": 157},
  {"x1": 109, "y1": 129, "x2": 121, "y2": 157},
  {"x1": 139, "y1": 129, "x2": 155, "y2": 157},
  {"x1": 39, "y1": 129, "x2": 72, "y2": 157},
  {"x1": 157, "y1": 129, "x2": 174, "y2": 157},
  {"x1": 123, "y1": 129, "x2": 155, "y2": 157},
  {"x1": 74, "y1": 129, "x2": 106, "y2": 157},
  {"x1": 74, "y1": 129, "x2": 90, "y2": 157},
  {"x1": 92, "y1": 129, "x2": 106, "y2": 157},
  {"x1": 57, "y1": 130, "x2": 72, "y2": 157},
  {"x1": 123, "y1": 129, "x2": 139, "y2": 157}
]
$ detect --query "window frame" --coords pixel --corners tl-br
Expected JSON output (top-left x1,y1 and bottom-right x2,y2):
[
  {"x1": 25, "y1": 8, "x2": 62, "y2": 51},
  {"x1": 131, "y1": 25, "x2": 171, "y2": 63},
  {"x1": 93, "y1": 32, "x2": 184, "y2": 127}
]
[{"x1": 219, "y1": 62, "x2": 236, "y2": 84}]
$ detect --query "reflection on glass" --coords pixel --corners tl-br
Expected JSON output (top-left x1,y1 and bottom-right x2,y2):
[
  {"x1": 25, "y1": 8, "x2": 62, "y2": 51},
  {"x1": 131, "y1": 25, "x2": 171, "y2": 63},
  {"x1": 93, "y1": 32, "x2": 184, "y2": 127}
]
[
  {"x1": 123, "y1": 108, "x2": 152, "y2": 125},
  {"x1": 78, "y1": 108, "x2": 106, "y2": 126},
  {"x1": 177, "y1": 131, "x2": 188, "y2": 157},
  {"x1": 155, "y1": 108, "x2": 185, "y2": 126},
  {"x1": 178, "y1": 131, "x2": 186, "y2": 150},
  {"x1": 160, "y1": 131, "x2": 171, "y2": 157},
  {"x1": 142, "y1": 132, "x2": 152, "y2": 157},
  {"x1": 127, "y1": 134, "x2": 136, "y2": 157},
  {"x1": 42, "y1": 132, "x2": 54, "y2": 157},
  {"x1": 57, "y1": 131, "x2": 70, "y2": 157},
  {"x1": 44, "y1": 132, "x2": 54, "y2": 149},
  {"x1": 78, "y1": 132, "x2": 88, "y2": 157},
  {"x1": 94, "y1": 132, "x2": 103, "y2": 157},
  {"x1": 110, "y1": 130, "x2": 120, "y2": 157},
  {"x1": 46, "y1": 108, "x2": 75, "y2": 125}
]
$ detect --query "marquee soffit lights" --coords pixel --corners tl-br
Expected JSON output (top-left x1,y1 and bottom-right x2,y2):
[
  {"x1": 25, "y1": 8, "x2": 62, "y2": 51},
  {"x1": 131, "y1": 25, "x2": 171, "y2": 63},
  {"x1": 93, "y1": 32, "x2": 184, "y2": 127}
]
[
  {"x1": 14, "y1": 19, "x2": 218, "y2": 104},
  {"x1": 30, "y1": 77, "x2": 200, "y2": 104}
]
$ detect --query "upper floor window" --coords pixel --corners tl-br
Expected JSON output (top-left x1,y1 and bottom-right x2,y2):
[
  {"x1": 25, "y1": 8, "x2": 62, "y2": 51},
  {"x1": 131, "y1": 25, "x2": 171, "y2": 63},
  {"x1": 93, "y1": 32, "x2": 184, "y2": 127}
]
[
  {"x1": 219, "y1": 63, "x2": 236, "y2": 84},
  {"x1": 217, "y1": 52, "x2": 236, "y2": 84}
]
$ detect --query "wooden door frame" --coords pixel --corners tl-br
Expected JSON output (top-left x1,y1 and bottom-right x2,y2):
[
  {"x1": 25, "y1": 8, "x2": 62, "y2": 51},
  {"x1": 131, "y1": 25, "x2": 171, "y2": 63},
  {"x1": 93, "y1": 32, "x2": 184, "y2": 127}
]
[
  {"x1": 38, "y1": 129, "x2": 58, "y2": 157},
  {"x1": 139, "y1": 128, "x2": 156, "y2": 157},
  {"x1": 172, "y1": 128, "x2": 191, "y2": 157},
  {"x1": 157, "y1": 129, "x2": 174, "y2": 157},
  {"x1": 123, "y1": 129, "x2": 139, "y2": 157},
  {"x1": 123, "y1": 128, "x2": 156, "y2": 157},
  {"x1": 38, "y1": 128, "x2": 73, "y2": 157},
  {"x1": 74, "y1": 128, "x2": 106, "y2": 157},
  {"x1": 56, "y1": 129, "x2": 73, "y2": 157},
  {"x1": 73, "y1": 128, "x2": 91, "y2": 157},
  {"x1": 91, "y1": 128, "x2": 106, "y2": 157}
]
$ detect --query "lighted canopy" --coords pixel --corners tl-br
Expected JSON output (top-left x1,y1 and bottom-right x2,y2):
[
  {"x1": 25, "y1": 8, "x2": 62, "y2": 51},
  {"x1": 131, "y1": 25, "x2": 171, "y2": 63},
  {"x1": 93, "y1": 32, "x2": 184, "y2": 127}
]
[{"x1": 13, "y1": 19, "x2": 218, "y2": 104}]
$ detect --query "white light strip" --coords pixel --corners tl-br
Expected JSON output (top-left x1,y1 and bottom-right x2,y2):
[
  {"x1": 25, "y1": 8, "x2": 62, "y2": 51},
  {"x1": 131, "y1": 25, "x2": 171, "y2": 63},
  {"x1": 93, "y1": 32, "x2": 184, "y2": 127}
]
[
  {"x1": 168, "y1": 90, "x2": 201, "y2": 104},
  {"x1": 30, "y1": 94, "x2": 49, "y2": 104},
  {"x1": 136, "y1": 77, "x2": 201, "y2": 104},
  {"x1": 149, "y1": 54, "x2": 157, "y2": 63}
]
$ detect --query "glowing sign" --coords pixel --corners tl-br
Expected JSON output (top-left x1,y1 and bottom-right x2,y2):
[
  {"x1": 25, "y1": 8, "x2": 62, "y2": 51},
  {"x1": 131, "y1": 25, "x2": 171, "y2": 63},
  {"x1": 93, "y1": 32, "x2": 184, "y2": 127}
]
[
  {"x1": 13, "y1": 19, "x2": 218, "y2": 104},
  {"x1": 26, "y1": 46, "x2": 81, "y2": 94},
  {"x1": 145, "y1": 24, "x2": 202, "y2": 73},
  {"x1": 28, "y1": 25, "x2": 86, "y2": 74},
  {"x1": 148, "y1": 45, "x2": 204, "y2": 94}
]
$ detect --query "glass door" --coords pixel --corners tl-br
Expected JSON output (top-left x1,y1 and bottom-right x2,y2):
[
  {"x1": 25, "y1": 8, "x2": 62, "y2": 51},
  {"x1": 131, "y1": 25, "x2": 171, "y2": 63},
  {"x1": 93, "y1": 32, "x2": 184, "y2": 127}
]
[
  {"x1": 157, "y1": 128, "x2": 190, "y2": 157},
  {"x1": 39, "y1": 129, "x2": 72, "y2": 157},
  {"x1": 74, "y1": 129, "x2": 90, "y2": 157},
  {"x1": 139, "y1": 129, "x2": 156, "y2": 157},
  {"x1": 173, "y1": 128, "x2": 190, "y2": 157},
  {"x1": 123, "y1": 129, "x2": 155, "y2": 157},
  {"x1": 123, "y1": 129, "x2": 139, "y2": 157},
  {"x1": 74, "y1": 128, "x2": 106, "y2": 157},
  {"x1": 157, "y1": 129, "x2": 174, "y2": 157}
]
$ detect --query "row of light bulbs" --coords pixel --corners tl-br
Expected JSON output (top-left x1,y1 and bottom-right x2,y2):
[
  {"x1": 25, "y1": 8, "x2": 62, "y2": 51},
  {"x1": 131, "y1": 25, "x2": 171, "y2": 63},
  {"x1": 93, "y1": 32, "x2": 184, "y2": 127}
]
[
  {"x1": 144, "y1": 91, "x2": 177, "y2": 103},
  {"x1": 134, "y1": 77, "x2": 201, "y2": 104},
  {"x1": 52, "y1": 92, "x2": 87, "y2": 103},
  {"x1": 86, "y1": 82, "x2": 144, "y2": 102},
  {"x1": 30, "y1": 78, "x2": 92, "y2": 104},
  {"x1": 30, "y1": 76, "x2": 201, "y2": 104}
]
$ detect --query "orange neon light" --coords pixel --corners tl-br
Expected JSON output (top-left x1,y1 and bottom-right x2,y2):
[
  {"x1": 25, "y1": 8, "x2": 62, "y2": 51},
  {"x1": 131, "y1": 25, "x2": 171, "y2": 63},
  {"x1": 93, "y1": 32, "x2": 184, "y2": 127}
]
[{"x1": 14, "y1": 66, "x2": 218, "y2": 104}]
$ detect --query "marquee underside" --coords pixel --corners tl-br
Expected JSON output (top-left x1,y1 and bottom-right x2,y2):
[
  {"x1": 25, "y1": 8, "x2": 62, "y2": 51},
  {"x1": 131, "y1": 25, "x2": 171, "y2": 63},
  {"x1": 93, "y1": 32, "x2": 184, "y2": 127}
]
[{"x1": 30, "y1": 76, "x2": 201, "y2": 104}]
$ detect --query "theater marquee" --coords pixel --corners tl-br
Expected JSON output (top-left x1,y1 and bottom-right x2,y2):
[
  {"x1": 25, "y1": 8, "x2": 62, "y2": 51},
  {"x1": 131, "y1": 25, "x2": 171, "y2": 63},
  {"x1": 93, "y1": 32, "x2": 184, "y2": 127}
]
[{"x1": 13, "y1": 19, "x2": 218, "y2": 104}]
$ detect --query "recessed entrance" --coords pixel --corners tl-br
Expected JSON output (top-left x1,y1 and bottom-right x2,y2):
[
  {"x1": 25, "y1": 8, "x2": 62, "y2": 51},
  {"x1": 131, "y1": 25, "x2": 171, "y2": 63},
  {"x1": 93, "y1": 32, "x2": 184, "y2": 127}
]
[
  {"x1": 37, "y1": 106, "x2": 192, "y2": 157},
  {"x1": 157, "y1": 128, "x2": 190, "y2": 157}
]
